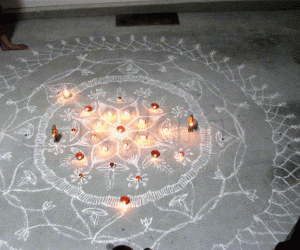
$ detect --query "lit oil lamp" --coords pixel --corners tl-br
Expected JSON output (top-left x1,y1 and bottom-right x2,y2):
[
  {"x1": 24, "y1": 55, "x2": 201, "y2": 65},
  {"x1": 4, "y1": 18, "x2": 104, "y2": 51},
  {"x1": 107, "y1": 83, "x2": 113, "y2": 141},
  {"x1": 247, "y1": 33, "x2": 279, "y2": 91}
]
[
  {"x1": 120, "y1": 195, "x2": 130, "y2": 205},
  {"x1": 117, "y1": 126, "x2": 125, "y2": 133},
  {"x1": 110, "y1": 162, "x2": 115, "y2": 168},
  {"x1": 136, "y1": 176, "x2": 141, "y2": 181},
  {"x1": 102, "y1": 146, "x2": 108, "y2": 152},
  {"x1": 75, "y1": 152, "x2": 84, "y2": 160},
  {"x1": 117, "y1": 96, "x2": 123, "y2": 102},
  {"x1": 188, "y1": 114, "x2": 194, "y2": 132},
  {"x1": 97, "y1": 122, "x2": 103, "y2": 128},
  {"x1": 71, "y1": 128, "x2": 77, "y2": 134},
  {"x1": 52, "y1": 125, "x2": 58, "y2": 142},
  {"x1": 151, "y1": 103, "x2": 159, "y2": 109},
  {"x1": 151, "y1": 150, "x2": 160, "y2": 158},
  {"x1": 64, "y1": 89, "x2": 71, "y2": 99},
  {"x1": 141, "y1": 134, "x2": 147, "y2": 141},
  {"x1": 108, "y1": 111, "x2": 113, "y2": 118},
  {"x1": 78, "y1": 173, "x2": 83, "y2": 178},
  {"x1": 123, "y1": 143, "x2": 131, "y2": 150},
  {"x1": 139, "y1": 118, "x2": 146, "y2": 125},
  {"x1": 92, "y1": 134, "x2": 97, "y2": 140},
  {"x1": 124, "y1": 110, "x2": 130, "y2": 118},
  {"x1": 163, "y1": 127, "x2": 169, "y2": 133},
  {"x1": 179, "y1": 151, "x2": 184, "y2": 157},
  {"x1": 85, "y1": 105, "x2": 92, "y2": 112}
]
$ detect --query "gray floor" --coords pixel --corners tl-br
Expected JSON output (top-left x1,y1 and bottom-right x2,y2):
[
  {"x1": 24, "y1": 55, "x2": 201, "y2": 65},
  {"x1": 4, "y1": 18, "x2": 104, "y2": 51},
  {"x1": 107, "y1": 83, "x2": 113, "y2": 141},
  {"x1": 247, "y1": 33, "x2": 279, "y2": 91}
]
[{"x1": 0, "y1": 10, "x2": 300, "y2": 250}]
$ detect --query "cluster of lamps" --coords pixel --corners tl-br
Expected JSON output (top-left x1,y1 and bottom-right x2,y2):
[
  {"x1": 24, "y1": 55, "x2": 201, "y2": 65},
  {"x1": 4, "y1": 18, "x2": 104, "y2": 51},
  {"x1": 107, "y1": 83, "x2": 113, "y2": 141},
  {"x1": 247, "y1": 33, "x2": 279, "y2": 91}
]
[{"x1": 60, "y1": 92, "x2": 193, "y2": 206}]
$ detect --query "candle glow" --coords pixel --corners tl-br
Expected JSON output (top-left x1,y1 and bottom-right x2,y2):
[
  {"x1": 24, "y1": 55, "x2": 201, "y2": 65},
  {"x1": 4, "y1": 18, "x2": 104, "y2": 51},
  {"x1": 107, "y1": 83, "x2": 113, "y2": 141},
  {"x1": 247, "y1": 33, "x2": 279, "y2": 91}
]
[
  {"x1": 102, "y1": 146, "x2": 108, "y2": 152},
  {"x1": 97, "y1": 122, "x2": 103, "y2": 128},
  {"x1": 123, "y1": 143, "x2": 131, "y2": 150},
  {"x1": 117, "y1": 96, "x2": 123, "y2": 102},
  {"x1": 151, "y1": 150, "x2": 160, "y2": 158},
  {"x1": 120, "y1": 196, "x2": 130, "y2": 205},
  {"x1": 85, "y1": 105, "x2": 92, "y2": 112},
  {"x1": 64, "y1": 90, "x2": 71, "y2": 99},
  {"x1": 124, "y1": 110, "x2": 130, "y2": 118},
  {"x1": 179, "y1": 151, "x2": 184, "y2": 157},
  {"x1": 141, "y1": 134, "x2": 147, "y2": 141},
  {"x1": 92, "y1": 134, "x2": 97, "y2": 140},
  {"x1": 151, "y1": 103, "x2": 159, "y2": 109},
  {"x1": 71, "y1": 128, "x2": 77, "y2": 134},
  {"x1": 117, "y1": 126, "x2": 125, "y2": 133},
  {"x1": 75, "y1": 152, "x2": 84, "y2": 160},
  {"x1": 163, "y1": 127, "x2": 169, "y2": 132},
  {"x1": 108, "y1": 111, "x2": 113, "y2": 117},
  {"x1": 139, "y1": 118, "x2": 146, "y2": 125}
]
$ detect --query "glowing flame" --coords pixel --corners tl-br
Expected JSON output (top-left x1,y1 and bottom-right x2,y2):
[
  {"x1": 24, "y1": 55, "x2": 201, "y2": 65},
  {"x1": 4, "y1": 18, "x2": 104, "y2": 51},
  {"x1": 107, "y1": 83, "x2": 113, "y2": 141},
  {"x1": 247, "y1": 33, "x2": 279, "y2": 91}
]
[
  {"x1": 64, "y1": 90, "x2": 71, "y2": 99},
  {"x1": 163, "y1": 127, "x2": 169, "y2": 132}
]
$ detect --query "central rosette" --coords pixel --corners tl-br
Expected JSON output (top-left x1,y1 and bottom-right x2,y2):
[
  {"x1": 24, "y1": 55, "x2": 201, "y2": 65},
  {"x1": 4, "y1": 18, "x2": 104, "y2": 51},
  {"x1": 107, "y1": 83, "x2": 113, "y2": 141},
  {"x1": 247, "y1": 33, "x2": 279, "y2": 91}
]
[{"x1": 38, "y1": 76, "x2": 211, "y2": 206}]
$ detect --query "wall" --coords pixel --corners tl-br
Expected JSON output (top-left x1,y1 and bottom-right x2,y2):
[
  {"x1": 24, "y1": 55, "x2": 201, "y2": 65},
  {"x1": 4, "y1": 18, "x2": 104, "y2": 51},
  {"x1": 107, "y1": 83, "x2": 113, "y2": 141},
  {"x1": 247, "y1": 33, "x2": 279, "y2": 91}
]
[{"x1": 1, "y1": 0, "x2": 281, "y2": 9}]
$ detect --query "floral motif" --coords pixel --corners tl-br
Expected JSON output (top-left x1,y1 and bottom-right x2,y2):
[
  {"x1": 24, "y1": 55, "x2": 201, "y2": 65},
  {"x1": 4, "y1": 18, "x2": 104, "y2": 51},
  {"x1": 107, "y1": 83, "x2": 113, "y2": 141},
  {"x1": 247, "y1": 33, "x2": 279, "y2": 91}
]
[
  {"x1": 18, "y1": 170, "x2": 37, "y2": 187},
  {"x1": 15, "y1": 229, "x2": 29, "y2": 241},
  {"x1": 127, "y1": 173, "x2": 149, "y2": 189},
  {"x1": 82, "y1": 208, "x2": 108, "y2": 227},
  {"x1": 0, "y1": 151, "x2": 12, "y2": 161},
  {"x1": 88, "y1": 88, "x2": 106, "y2": 100},
  {"x1": 171, "y1": 106, "x2": 188, "y2": 118},
  {"x1": 140, "y1": 217, "x2": 153, "y2": 229},
  {"x1": 169, "y1": 194, "x2": 189, "y2": 212},
  {"x1": 133, "y1": 87, "x2": 152, "y2": 98},
  {"x1": 46, "y1": 139, "x2": 66, "y2": 155},
  {"x1": 60, "y1": 108, "x2": 76, "y2": 121},
  {"x1": 70, "y1": 168, "x2": 92, "y2": 185},
  {"x1": 174, "y1": 148, "x2": 193, "y2": 166},
  {"x1": 42, "y1": 201, "x2": 56, "y2": 215}
]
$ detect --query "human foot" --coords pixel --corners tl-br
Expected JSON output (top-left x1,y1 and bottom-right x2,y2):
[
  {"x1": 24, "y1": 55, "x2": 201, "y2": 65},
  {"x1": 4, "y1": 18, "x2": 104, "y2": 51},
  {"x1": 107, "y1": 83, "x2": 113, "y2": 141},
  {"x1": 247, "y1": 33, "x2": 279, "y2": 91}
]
[{"x1": 1, "y1": 43, "x2": 29, "y2": 51}]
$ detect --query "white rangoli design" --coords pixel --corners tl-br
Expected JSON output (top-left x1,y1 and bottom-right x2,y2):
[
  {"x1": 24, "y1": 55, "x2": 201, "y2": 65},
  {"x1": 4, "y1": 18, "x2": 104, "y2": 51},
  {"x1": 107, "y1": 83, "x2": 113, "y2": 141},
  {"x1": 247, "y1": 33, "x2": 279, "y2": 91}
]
[{"x1": 0, "y1": 35, "x2": 299, "y2": 250}]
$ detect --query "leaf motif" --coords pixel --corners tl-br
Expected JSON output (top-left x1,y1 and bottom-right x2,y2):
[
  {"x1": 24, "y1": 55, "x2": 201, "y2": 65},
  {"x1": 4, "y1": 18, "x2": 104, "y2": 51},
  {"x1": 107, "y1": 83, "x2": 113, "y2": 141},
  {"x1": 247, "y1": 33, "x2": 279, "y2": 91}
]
[
  {"x1": 96, "y1": 163, "x2": 129, "y2": 172},
  {"x1": 213, "y1": 170, "x2": 224, "y2": 180},
  {"x1": 117, "y1": 87, "x2": 127, "y2": 98},
  {"x1": 42, "y1": 201, "x2": 56, "y2": 215},
  {"x1": 97, "y1": 102, "x2": 108, "y2": 115},
  {"x1": 71, "y1": 147, "x2": 82, "y2": 154},
  {"x1": 70, "y1": 121, "x2": 80, "y2": 142},
  {"x1": 140, "y1": 217, "x2": 153, "y2": 228},
  {"x1": 169, "y1": 194, "x2": 188, "y2": 208},
  {"x1": 216, "y1": 131, "x2": 224, "y2": 147},
  {"x1": 104, "y1": 170, "x2": 115, "y2": 190},
  {"x1": 4, "y1": 193, "x2": 22, "y2": 208},
  {"x1": 161, "y1": 118, "x2": 173, "y2": 143},
  {"x1": 82, "y1": 208, "x2": 108, "y2": 217},
  {"x1": 118, "y1": 63, "x2": 139, "y2": 74},
  {"x1": 81, "y1": 69, "x2": 95, "y2": 76},
  {"x1": 15, "y1": 229, "x2": 29, "y2": 241},
  {"x1": 142, "y1": 150, "x2": 173, "y2": 174},
  {"x1": 179, "y1": 79, "x2": 198, "y2": 91},
  {"x1": 245, "y1": 189, "x2": 258, "y2": 202},
  {"x1": 26, "y1": 123, "x2": 34, "y2": 138},
  {"x1": 24, "y1": 170, "x2": 37, "y2": 185},
  {"x1": 27, "y1": 106, "x2": 36, "y2": 113}
]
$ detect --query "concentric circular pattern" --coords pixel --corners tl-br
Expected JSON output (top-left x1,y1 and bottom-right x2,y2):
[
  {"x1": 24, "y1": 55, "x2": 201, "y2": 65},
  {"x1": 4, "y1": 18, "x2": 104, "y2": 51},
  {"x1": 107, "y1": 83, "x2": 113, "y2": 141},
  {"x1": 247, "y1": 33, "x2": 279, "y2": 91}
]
[
  {"x1": 35, "y1": 75, "x2": 211, "y2": 207},
  {"x1": 0, "y1": 35, "x2": 298, "y2": 250}
]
